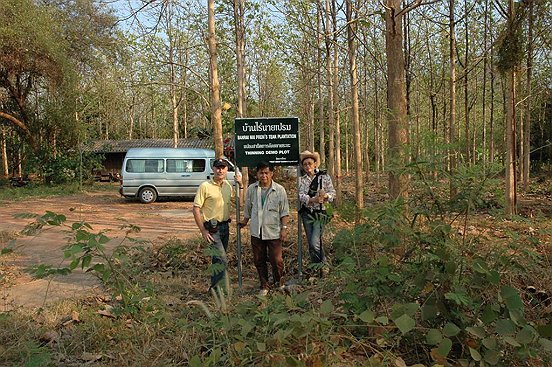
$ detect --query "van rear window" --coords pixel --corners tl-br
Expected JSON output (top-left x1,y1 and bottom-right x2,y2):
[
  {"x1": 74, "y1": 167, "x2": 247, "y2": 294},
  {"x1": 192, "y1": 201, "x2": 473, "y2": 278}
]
[{"x1": 126, "y1": 159, "x2": 164, "y2": 173}]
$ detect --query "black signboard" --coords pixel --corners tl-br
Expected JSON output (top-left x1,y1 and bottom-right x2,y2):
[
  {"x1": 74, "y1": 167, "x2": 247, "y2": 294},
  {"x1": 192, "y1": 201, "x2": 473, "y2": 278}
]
[{"x1": 234, "y1": 117, "x2": 300, "y2": 167}]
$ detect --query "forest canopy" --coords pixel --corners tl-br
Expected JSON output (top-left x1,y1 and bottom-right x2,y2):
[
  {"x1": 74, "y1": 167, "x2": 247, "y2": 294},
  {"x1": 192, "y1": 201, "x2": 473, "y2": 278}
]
[{"x1": 0, "y1": 0, "x2": 551, "y2": 187}]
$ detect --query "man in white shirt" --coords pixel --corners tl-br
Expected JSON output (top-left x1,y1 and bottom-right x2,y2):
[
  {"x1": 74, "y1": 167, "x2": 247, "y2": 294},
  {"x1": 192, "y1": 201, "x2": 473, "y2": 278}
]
[{"x1": 239, "y1": 161, "x2": 289, "y2": 296}]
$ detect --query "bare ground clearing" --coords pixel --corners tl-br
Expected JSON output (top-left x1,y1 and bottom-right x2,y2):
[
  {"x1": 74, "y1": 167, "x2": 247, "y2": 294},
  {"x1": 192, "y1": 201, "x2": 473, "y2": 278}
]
[{"x1": 0, "y1": 188, "x2": 201, "y2": 311}]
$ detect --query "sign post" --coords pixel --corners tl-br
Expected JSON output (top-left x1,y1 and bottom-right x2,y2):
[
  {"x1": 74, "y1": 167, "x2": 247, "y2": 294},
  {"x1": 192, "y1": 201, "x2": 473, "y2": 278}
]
[{"x1": 233, "y1": 117, "x2": 303, "y2": 282}]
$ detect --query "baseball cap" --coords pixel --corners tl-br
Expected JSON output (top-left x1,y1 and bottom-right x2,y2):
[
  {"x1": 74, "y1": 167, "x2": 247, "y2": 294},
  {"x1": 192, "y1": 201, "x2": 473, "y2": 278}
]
[{"x1": 213, "y1": 158, "x2": 229, "y2": 168}]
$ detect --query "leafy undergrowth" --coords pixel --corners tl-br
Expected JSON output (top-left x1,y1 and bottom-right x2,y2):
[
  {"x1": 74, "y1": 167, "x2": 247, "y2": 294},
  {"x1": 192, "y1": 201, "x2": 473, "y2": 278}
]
[{"x1": 1, "y1": 172, "x2": 552, "y2": 366}]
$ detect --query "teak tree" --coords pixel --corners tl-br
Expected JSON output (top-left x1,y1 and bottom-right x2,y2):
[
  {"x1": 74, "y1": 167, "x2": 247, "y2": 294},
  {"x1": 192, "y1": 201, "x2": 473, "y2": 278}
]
[
  {"x1": 346, "y1": 0, "x2": 364, "y2": 218},
  {"x1": 207, "y1": 0, "x2": 224, "y2": 158}
]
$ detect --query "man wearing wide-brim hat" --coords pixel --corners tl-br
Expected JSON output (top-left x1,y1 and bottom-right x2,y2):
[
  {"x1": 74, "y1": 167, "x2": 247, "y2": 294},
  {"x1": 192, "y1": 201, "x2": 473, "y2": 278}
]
[{"x1": 298, "y1": 150, "x2": 336, "y2": 276}]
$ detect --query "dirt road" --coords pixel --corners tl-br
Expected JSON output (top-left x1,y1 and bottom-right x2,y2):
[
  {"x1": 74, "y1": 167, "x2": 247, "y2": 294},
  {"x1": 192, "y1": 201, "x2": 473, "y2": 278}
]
[{"x1": 0, "y1": 189, "x2": 199, "y2": 311}]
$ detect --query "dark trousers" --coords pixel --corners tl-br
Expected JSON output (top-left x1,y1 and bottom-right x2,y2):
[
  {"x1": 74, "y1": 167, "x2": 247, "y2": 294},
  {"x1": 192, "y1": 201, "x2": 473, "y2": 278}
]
[
  {"x1": 210, "y1": 222, "x2": 229, "y2": 289},
  {"x1": 251, "y1": 236, "x2": 284, "y2": 290}
]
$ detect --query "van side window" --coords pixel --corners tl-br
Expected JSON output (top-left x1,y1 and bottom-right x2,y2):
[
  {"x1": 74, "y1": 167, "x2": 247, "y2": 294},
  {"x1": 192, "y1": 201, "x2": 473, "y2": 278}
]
[
  {"x1": 167, "y1": 159, "x2": 192, "y2": 173},
  {"x1": 126, "y1": 159, "x2": 164, "y2": 173},
  {"x1": 192, "y1": 159, "x2": 206, "y2": 172}
]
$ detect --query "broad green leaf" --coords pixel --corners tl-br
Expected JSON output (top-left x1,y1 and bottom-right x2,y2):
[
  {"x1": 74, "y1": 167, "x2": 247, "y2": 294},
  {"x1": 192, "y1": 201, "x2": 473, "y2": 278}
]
[
  {"x1": 69, "y1": 258, "x2": 80, "y2": 270},
  {"x1": 503, "y1": 336, "x2": 521, "y2": 347},
  {"x1": 444, "y1": 261, "x2": 457, "y2": 274},
  {"x1": 445, "y1": 291, "x2": 471, "y2": 306},
  {"x1": 81, "y1": 254, "x2": 92, "y2": 269},
  {"x1": 484, "y1": 349, "x2": 499, "y2": 365},
  {"x1": 426, "y1": 328, "x2": 442, "y2": 345},
  {"x1": 375, "y1": 316, "x2": 389, "y2": 325},
  {"x1": 256, "y1": 342, "x2": 266, "y2": 352},
  {"x1": 539, "y1": 338, "x2": 552, "y2": 351},
  {"x1": 495, "y1": 319, "x2": 516, "y2": 336},
  {"x1": 437, "y1": 337, "x2": 452, "y2": 357},
  {"x1": 391, "y1": 303, "x2": 419, "y2": 319},
  {"x1": 516, "y1": 325, "x2": 537, "y2": 345},
  {"x1": 394, "y1": 314, "x2": 416, "y2": 335},
  {"x1": 89, "y1": 263, "x2": 105, "y2": 273},
  {"x1": 443, "y1": 322, "x2": 460, "y2": 337},
  {"x1": 481, "y1": 305, "x2": 498, "y2": 324},
  {"x1": 508, "y1": 309, "x2": 526, "y2": 326},
  {"x1": 99, "y1": 234, "x2": 110, "y2": 244},
  {"x1": 472, "y1": 258, "x2": 489, "y2": 273},
  {"x1": 358, "y1": 310, "x2": 375, "y2": 323},
  {"x1": 403, "y1": 303, "x2": 420, "y2": 316},
  {"x1": 421, "y1": 304, "x2": 438, "y2": 321},
  {"x1": 469, "y1": 347, "x2": 482, "y2": 361},
  {"x1": 482, "y1": 337, "x2": 497, "y2": 349},
  {"x1": 1, "y1": 239, "x2": 16, "y2": 254},
  {"x1": 500, "y1": 286, "x2": 523, "y2": 311},
  {"x1": 76, "y1": 229, "x2": 89, "y2": 242},
  {"x1": 466, "y1": 326, "x2": 486, "y2": 339},
  {"x1": 64, "y1": 244, "x2": 83, "y2": 258},
  {"x1": 487, "y1": 270, "x2": 500, "y2": 284},
  {"x1": 537, "y1": 320, "x2": 552, "y2": 338}
]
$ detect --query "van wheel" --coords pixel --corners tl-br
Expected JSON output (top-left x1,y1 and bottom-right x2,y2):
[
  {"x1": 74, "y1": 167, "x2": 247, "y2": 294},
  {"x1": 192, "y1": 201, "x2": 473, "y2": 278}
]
[{"x1": 138, "y1": 187, "x2": 157, "y2": 203}]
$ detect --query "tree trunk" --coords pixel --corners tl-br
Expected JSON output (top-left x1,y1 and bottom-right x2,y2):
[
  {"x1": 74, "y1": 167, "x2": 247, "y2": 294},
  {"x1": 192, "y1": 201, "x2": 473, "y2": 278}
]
[
  {"x1": 448, "y1": 0, "x2": 458, "y2": 198},
  {"x1": 482, "y1": 0, "x2": 489, "y2": 167},
  {"x1": 346, "y1": 0, "x2": 364, "y2": 218},
  {"x1": 1, "y1": 127, "x2": 8, "y2": 179},
  {"x1": 384, "y1": 0, "x2": 409, "y2": 201},
  {"x1": 0, "y1": 112, "x2": 37, "y2": 150},
  {"x1": 234, "y1": 0, "x2": 248, "y2": 186},
  {"x1": 522, "y1": 0, "x2": 534, "y2": 190},
  {"x1": 505, "y1": 69, "x2": 517, "y2": 215},
  {"x1": 504, "y1": 0, "x2": 518, "y2": 216},
  {"x1": 324, "y1": 0, "x2": 335, "y2": 178},
  {"x1": 167, "y1": 1, "x2": 179, "y2": 148},
  {"x1": 208, "y1": 0, "x2": 224, "y2": 158},
  {"x1": 463, "y1": 0, "x2": 470, "y2": 165},
  {"x1": 332, "y1": 0, "x2": 342, "y2": 205},
  {"x1": 129, "y1": 102, "x2": 135, "y2": 139},
  {"x1": 317, "y1": 1, "x2": 325, "y2": 167}
]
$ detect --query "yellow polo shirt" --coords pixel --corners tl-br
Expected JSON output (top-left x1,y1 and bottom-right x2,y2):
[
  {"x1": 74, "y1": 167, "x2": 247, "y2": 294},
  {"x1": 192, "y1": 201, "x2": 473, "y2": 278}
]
[{"x1": 193, "y1": 179, "x2": 234, "y2": 222}]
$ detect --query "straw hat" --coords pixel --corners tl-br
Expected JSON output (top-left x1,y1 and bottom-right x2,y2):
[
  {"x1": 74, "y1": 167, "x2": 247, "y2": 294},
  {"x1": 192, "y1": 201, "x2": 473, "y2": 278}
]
[{"x1": 299, "y1": 150, "x2": 320, "y2": 166}]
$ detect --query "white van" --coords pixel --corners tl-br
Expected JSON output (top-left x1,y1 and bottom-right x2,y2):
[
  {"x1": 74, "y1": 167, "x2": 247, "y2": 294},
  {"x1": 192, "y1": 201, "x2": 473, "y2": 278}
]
[{"x1": 119, "y1": 147, "x2": 235, "y2": 203}]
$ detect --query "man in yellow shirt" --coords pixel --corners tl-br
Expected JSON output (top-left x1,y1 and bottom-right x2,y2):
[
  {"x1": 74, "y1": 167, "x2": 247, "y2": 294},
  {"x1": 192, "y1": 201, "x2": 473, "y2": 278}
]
[{"x1": 193, "y1": 158, "x2": 243, "y2": 291}]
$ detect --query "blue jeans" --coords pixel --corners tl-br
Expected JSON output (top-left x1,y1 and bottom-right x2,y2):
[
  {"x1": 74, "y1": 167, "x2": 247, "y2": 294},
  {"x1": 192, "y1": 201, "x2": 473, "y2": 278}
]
[
  {"x1": 209, "y1": 222, "x2": 229, "y2": 289},
  {"x1": 300, "y1": 211, "x2": 325, "y2": 264}
]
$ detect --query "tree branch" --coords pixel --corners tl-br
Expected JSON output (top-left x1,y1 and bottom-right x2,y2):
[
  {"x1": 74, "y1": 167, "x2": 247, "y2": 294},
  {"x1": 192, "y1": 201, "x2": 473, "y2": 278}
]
[{"x1": 0, "y1": 111, "x2": 37, "y2": 150}]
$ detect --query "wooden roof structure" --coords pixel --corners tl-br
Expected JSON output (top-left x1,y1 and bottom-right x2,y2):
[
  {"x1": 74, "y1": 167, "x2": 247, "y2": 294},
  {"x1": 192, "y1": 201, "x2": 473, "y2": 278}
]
[{"x1": 82, "y1": 138, "x2": 235, "y2": 154}]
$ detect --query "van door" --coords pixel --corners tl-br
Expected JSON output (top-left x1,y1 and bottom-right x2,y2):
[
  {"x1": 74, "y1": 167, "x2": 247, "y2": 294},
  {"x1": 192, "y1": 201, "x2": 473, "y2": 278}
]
[
  {"x1": 165, "y1": 158, "x2": 209, "y2": 196},
  {"x1": 123, "y1": 158, "x2": 165, "y2": 196}
]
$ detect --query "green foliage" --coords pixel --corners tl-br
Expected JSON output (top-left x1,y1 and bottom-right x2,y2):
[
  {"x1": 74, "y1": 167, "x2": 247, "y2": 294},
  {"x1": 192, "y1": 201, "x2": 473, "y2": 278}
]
[
  {"x1": 20, "y1": 341, "x2": 53, "y2": 367},
  {"x1": 328, "y1": 162, "x2": 552, "y2": 365},
  {"x1": 20, "y1": 211, "x2": 151, "y2": 315},
  {"x1": 185, "y1": 290, "x2": 342, "y2": 366},
  {"x1": 495, "y1": 2, "x2": 528, "y2": 73}
]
